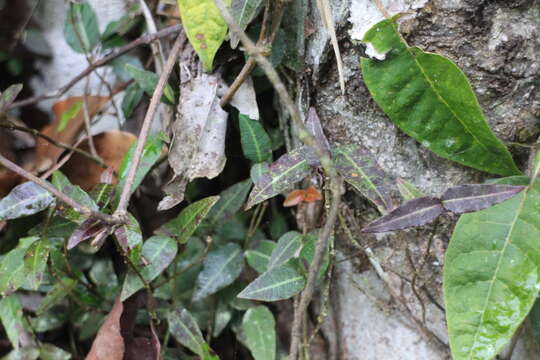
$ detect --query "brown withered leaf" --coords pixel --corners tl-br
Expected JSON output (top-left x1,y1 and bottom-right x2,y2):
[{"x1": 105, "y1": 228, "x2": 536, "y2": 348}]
[
  {"x1": 86, "y1": 297, "x2": 125, "y2": 360},
  {"x1": 36, "y1": 96, "x2": 109, "y2": 172},
  {"x1": 61, "y1": 131, "x2": 136, "y2": 191}
]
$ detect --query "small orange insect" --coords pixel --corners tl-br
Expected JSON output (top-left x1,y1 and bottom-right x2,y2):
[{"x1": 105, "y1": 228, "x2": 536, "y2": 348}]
[{"x1": 283, "y1": 186, "x2": 323, "y2": 207}]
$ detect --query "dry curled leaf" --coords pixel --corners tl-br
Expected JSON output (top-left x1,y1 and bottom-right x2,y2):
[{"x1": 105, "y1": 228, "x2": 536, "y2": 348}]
[{"x1": 283, "y1": 186, "x2": 323, "y2": 207}]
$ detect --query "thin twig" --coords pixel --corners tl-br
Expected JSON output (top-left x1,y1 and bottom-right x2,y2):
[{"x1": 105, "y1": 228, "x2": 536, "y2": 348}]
[
  {"x1": 114, "y1": 32, "x2": 186, "y2": 217},
  {"x1": 7, "y1": 25, "x2": 182, "y2": 110},
  {"x1": 0, "y1": 154, "x2": 118, "y2": 224},
  {"x1": 213, "y1": 2, "x2": 342, "y2": 359}
]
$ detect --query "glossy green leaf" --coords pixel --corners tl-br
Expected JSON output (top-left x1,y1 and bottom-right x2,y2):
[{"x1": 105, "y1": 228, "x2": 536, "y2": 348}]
[
  {"x1": 115, "y1": 134, "x2": 163, "y2": 207},
  {"x1": 177, "y1": 0, "x2": 231, "y2": 71},
  {"x1": 121, "y1": 235, "x2": 178, "y2": 301},
  {"x1": 237, "y1": 262, "x2": 305, "y2": 301},
  {"x1": 167, "y1": 308, "x2": 219, "y2": 359},
  {"x1": 52, "y1": 171, "x2": 97, "y2": 223},
  {"x1": 24, "y1": 238, "x2": 51, "y2": 290},
  {"x1": 0, "y1": 84, "x2": 23, "y2": 112},
  {"x1": 157, "y1": 196, "x2": 219, "y2": 243},
  {"x1": 230, "y1": 0, "x2": 264, "y2": 48},
  {"x1": 239, "y1": 114, "x2": 272, "y2": 163},
  {"x1": 444, "y1": 181, "x2": 540, "y2": 360},
  {"x1": 207, "y1": 179, "x2": 252, "y2": 224},
  {"x1": 242, "y1": 306, "x2": 276, "y2": 360},
  {"x1": 268, "y1": 231, "x2": 303, "y2": 269},
  {"x1": 37, "y1": 278, "x2": 77, "y2": 315},
  {"x1": 0, "y1": 182, "x2": 54, "y2": 221},
  {"x1": 193, "y1": 243, "x2": 244, "y2": 301},
  {"x1": 245, "y1": 240, "x2": 276, "y2": 273},
  {"x1": 63, "y1": 2, "x2": 100, "y2": 53},
  {"x1": 0, "y1": 294, "x2": 24, "y2": 350},
  {"x1": 360, "y1": 18, "x2": 520, "y2": 176},
  {"x1": 125, "y1": 64, "x2": 175, "y2": 104}
]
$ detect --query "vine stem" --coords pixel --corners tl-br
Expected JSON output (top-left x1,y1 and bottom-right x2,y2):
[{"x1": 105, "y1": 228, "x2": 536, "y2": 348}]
[
  {"x1": 114, "y1": 32, "x2": 186, "y2": 217},
  {"x1": 0, "y1": 154, "x2": 118, "y2": 224},
  {"x1": 213, "y1": 1, "x2": 342, "y2": 359}
]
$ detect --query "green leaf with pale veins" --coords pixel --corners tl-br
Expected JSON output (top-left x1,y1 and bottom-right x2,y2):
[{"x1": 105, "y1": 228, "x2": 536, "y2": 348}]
[
  {"x1": 242, "y1": 306, "x2": 276, "y2": 360},
  {"x1": 245, "y1": 240, "x2": 276, "y2": 273},
  {"x1": 207, "y1": 179, "x2": 252, "y2": 225},
  {"x1": 63, "y1": 2, "x2": 100, "y2": 53},
  {"x1": 238, "y1": 262, "x2": 305, "y2": 301},
  {"x1": 230, "y1": 0, "x2": 264, "y2": 48},
  {"x1": 193, "y1": 243, "x2": 244, "y2": 301},
  {"x1": 239, "y1": 114, "x2": 272, "y2": 163},
  {"x1": 24, "y1": 238, "x2": 51, "y2": 291},
  {"x1": 360, "y1": 18, "x2": 520, "y2": 176},
  {"x1": 0, "y1": 182, "x2": 54, "y2": 221},
  {"x1": 268, "y1": 231, "x2": 303, "y2": 269},
  {"x1": 444, "y1": 180, "x2": 540, "y2": 360},
  {"x1": 177, "y1": 0, "x2": 232, "y2": 71},
  {"x1": 157, "y1": 196, "x2": 219, "y2": 243},
  {"x1": 0, "y1": 294, "x2": 24, "y2": 350},
  {"x1": 52, "y1": 171, "x2": 97, "y2": 223}
]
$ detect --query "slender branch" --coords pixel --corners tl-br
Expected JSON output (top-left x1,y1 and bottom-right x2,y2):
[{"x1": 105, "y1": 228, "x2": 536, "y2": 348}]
[
  {"x1": 213, "y1": 2, "x2": 342, "y2": 359},
  {"x1": 114, "y1": 32, "x2": 186, "y2": 216},
  {"x1": 0, "y1": 121, "x2": 107, "y2": 168},
  {"x1": 0, "y1": 154, "x2": 118, "y2": 224},
  {"x1": 7, "y1": 25, "x2": 183, "y2": 110}
]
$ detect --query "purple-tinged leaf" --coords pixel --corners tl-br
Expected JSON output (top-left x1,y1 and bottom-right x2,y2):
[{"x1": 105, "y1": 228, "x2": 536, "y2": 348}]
[
  {"x1": 67, "y1": 218, "x2": 105, "y2": 250},
  {"x1": 113, "y1": 213, "x2": 142, "y2": 254},
  {"x1": 245, "y1": 147, "x2": 313, "y2": 210},
  {"x1": 362, "y1": 196, "x2": 443, "y2": 233},
  {"x1": 306, "y1": 108, "x2": 331, "y2": 155},
  {"x1": 333, "y1": 145, "x2": 394, "y2": 212},
  {"x1": 441, "y1": 184, "x2": 525, "y2": 214},
  {"x1": 0, "y1": 182, "x2": 54, "y2": 220}
]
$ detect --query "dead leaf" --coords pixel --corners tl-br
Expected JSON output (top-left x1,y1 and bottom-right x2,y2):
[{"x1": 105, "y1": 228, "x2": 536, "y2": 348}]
[
  {"x1": 61, "y1": 131, "x2": 136, "y2": 191},
  {"x1": 36, "y1": 96, "x2": 109, "y2": 172},
  {"x1": 86, "y1": 297, "x2": 125, "y2": 360},
  {"x1": 283, "y1": 186, "x2": 323, "y2": 207},
  {"x1": 227, "y1": 76, "x2": 259, "y2": 120}
]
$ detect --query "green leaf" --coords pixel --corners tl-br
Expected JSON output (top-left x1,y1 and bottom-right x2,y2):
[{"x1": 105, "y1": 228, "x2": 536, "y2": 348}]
[
  {"x1": 113, "y1": 213, "x2": 143, "y2": 255},
  {"x1": 207, "y1": 179, "x2": 252, "y2": 224},
  {"x1": 177, "y1": 0, "x2": 231, "y2": 71},
  {"x1": 268, "y1": 231, "x2": 303, "y2": 269},
  {"x1": 24, "y1": 238, "x2": 51, "y2": 290},
  {"x1": 39, "y1": 343, "x2": 72, "y2": 360},
  {"x1": 230, "y1": 0, "x2": 264, "y2": 48},
  {"x1": 360, "y1": 18, "x2": 520, "y2": 176},
  {"x1": 530, "y1": 298, "x2": 540, "y2": 345},
  {"x1": 37, "y1": 277, "x2": 77, "y2": 315},
  {"x1": 167, "y1": 308, "x2": 219, "y2": 359},
  {"x1": 52, "y1": 171, "x2": 97, "y2": 223},
  {"x1": 125, "y1": 64, "x2": 176, "y2": 104},
  {"x1": 242, "y1": 306, "x2": 276, "y2": 360},
  {"x1": 121, "y1": 235, "x2": 178, "y2": 301},
  {"x1": 0, "y1": 84, "x2": 23, "y2": 112},
  {"x1": 0, "y1": 237, "x2": 39, "y2": 296},
  {"x1": 0, "y1": 294, "x2": 24, "y2": 350},
  {"x1": 157, "y1": 196, "x2": 219, "y2": 243},
  {"x1": 237, "y1": 262, "x2": 305, "y2": 301},
  {"x1": 63, "y1": 2, "x2": 100, "y2": 53},
  {"x1": 444, "y1": 181, "x2": 540, "y2": 360},
  {"x1": 115, "y1": 134, "x2": 163, "y2": 207},
  {"x1": 0, "y1": 182, "x2": 54, "y2": 221},
  {"x1": 239, "y1": 114, "x2": 272, "y2": 163},
  {"x1": 193, "y1": 243, "x2": 244, "y2": 301},
  {"x1": 396, "y1": 178, "x2": 425, "y2": 200},
  {"x1": 245, "y1": 240, "x2": 276, "y2": 273},
  {"x1": 300, "y1": 229, "x2": 330, "y2": 279},
  {"x1": 57, "y1": 100, "x2": 82, "y2": 132},
  {"x1": 121, "y1": 82, "x2": 144, "y2": 119}
]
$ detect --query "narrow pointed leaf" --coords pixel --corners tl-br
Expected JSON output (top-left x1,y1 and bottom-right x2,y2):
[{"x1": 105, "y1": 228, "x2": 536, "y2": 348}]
[
  {"x1": 177, "y1": 0, "x2": 231, "y2": 71},
  {"x1": 89, "y1": 167, "x2": 115, "y2": 208},
  {"x1": 268, "y1": 231, "x2": 303, "y2": 269},
  {"x1": 0, "y1": 182, "x2": 54, "y2": 220},
  {"x1": 193, "y1": 243, "x2": 244, "y2": 301},
  {"x1": 239, "y1": 114, "x2": 272, "y2": 163},
  {"x1": 360, "y1": 18, "x2": 520, "y2": 176},
  {"x1": 167, "y1": 308, "x2": 218, "y2": 358},
  {"x1": 230, "y1": 0, "x2": 264, "y2": 48},
  {"x1": 444, "y1": 182, "x2": 540, "y2": 360},
  {"x1": 396, "y1": 178, "x2": 425, "y2": 200},
  {"x1": 245, "y1": 147, "x2": 313, "y2": 210},
  {"x1": 333, "y1": 144, "x2": 394, "y2": 211},
  {"x1": 0, "y1": 294, "x2": 24, "y2": 350},
  {"x1": 0, "y1": 84, "x2": 23, "y2": 112},
  {"x1": 362, "y1": 196, "x2": 444, "y2": 233},
  {"x1": 157, "y1": 196, "x2": 219, "y2": 243},
  {"x1": 207, "y1": 180, "x2": 252, "y2": 224},
  {"x1": 442, "y1": 184, "x2": 525, "y2": 214},
  {"x1": 245, "y1": 240, "x2": 276, "y2": 274},
  {"x1": 306, "y1": 107, "x2": 331, "y2": 154},
  {"x1": 242, "y1": 306, "x2": 276, "y2": 360},
  {"x1": 63, "y1": 2, "x2": 100, "y2": 53},
  {"x1": 121, "y1": 235, "x2": 178, "y2": 301},
  {"x1": 125, "y1": 64, "x2": 175, "y2": 104},
  {"x1": 24, "y1": 238, "x2": 51, "y2": 290},
  {"x1": 237, "y1": 263, "x2": 305, "y2": 301}
]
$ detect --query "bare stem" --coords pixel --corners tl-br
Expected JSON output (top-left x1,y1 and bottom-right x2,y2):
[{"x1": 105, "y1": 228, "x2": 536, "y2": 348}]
[
  {"x1": 0, "y1": 154, "x2": 118, "y2": 224},
  {"x1": 213, "y1": 2, "x2": 342, "y2": 359},
  {"x1": 114, "y1": 33, "x2": 186, "y2": 216}
]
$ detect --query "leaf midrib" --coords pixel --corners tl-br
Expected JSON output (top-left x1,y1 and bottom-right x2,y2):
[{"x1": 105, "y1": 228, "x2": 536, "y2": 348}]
[
  {"x1": 197, "y1": 246, "x2": 241, "y2": 296},
  {"x1": 251, "y1": 158, "x2": 308, "y2": 203}
]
